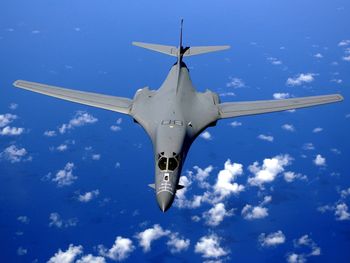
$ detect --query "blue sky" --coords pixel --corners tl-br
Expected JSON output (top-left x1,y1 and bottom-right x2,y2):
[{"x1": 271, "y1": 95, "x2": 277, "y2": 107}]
[{"x1": 1, "y1": 0, "x2": 350, "y2": 262}]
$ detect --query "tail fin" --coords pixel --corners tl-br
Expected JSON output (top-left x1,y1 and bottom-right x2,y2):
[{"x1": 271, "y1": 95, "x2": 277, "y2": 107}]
[{"x1": 132, "y1": 20, "x2": 230, "y2": 58}]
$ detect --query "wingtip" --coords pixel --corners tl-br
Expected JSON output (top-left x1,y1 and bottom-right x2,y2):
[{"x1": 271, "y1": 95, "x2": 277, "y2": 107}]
[{"x1": 13, "y1": 80, "x2": 22, "y2": 88}]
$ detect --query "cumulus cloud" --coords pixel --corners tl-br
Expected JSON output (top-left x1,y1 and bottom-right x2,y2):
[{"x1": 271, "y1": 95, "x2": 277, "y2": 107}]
[
  {"x1": 195, "y1": 234, "x2": 229, "y2": 259},
  {"x1": 286, "y1": 73, "x2": 315, "y2": 86},
  {"x1": 52, "y1": 163, "x2": 77, "y2": 187},
  {"x1": 0, "y1": 113, "x2": 17, "y2": 127},
  {"x1": 0, "y1": 145, "x2": 31, "y2": 163},
  {"x1": 110, "y1": 118, "x2": 122, "y2": 132},
  {"x1": 259, "y1": 230, "x2": 286, "y2": 247},
  {"x1": 44, "y1": 130, "x2": 57, "y2": 137},
  {"x1": 314, "y1": 53, "x2": 323, "y2": 58},
  {"x1": 214, "y1": 160, "x2": 244, "y2": 200},
  {"x1": 0, "y1": 126, "x2": 24, "y2": 136},
  {"x1": 166, "y1": 234, "x2": 190, "y2": 253},
  {"x1": 313, "y1": 154, "x2": 326, "y2": 166},
  {"x1": 338, "y1": 40, "x2": 350, "y2": 46},
  {"x1": 92, "y1": 154, "x2": 101, "y2": 160},
  {"x1": 287, "y1": 234, "x2": 321, "y2": 263},
  {"x1": 248, "y1": 154, "x2": 292, "y2": 187},
  {"x1": 98, "y1": 236, "x2": 135, "y2": 261},
  {"x1": 283, "y1": 171, "x2": 306, "y2": 183},
  {"x1": 135, "y1": 224, "x2": 170, "y2": 252},
  {"x1": 267, "y1": 57, "x2": 282, "y2": 65},
  {"x1": 59, "y1": 111, "x2": 98, "y2": 134},
  {"x1": 257, "y1": 134, "x2": 274, "y2": 142},
  {"x1": 78, "y1": 190, "x2": 100, "y2": 202},
  {"x1": 242, "y1": 204, "x2": 268, "y2": 220},
  {"x1": 9, "y1": 103, "x2": 18, "y2": 110},
  {"x1": 76, "y1": 255, "x2": 106, "y2": 263},
  {"x1": 56, "y1": 144, "x2": 68, "y2": 152},
  {"x1": 335, "y1": 203, "x2": 350, "y2": 221},
  {"x1": 312, "y1": 127, "x2": 323, "y2": 133},
  {"x1": 282, "y1": 124, "x2": 295, "y2": 132},
  {"x1": 203, "y1": 203, "x2": 234, "y2": 226},
  {"x1": 302, "y1": 143, "x2": 315, "y2": 151},
  {"x1": 273, "y1": 93, "x2": 290, "y2": 100},
  {"x1": 17, "y1": 215, "x2": 30, "y2": 224},
  {"x1": 200, "y1": 131, "x2": 212, "y2": 140},
  {"x1": 49, "y1": 212, "x2": 78, "y2": 228},
  {"x1": 47, "y1": 244, "x2": 83, "y2": 263},
  {"x1": 226, "y1": 77, "x2": 245, "y2": 88},
  {"x1": 194, "y1": 165, "x2": 213, "y2": 188},
  {"x1": 17, "y1": 247, "x2": 27, "y2": 256},
  {"x1": 230, "y1": 121, "x2": 242, "y2": 127}
]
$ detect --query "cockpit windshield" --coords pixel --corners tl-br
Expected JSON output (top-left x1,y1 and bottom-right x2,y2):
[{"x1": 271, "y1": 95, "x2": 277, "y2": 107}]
[{"x1": 157, "y1": 153, "x2": 180, "y2": 171}]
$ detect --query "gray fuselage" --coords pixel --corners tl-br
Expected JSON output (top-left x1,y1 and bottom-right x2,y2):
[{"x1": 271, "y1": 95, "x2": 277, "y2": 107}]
[{"x1": 130, "y1": 62, "x2": 220, "y2": 211}]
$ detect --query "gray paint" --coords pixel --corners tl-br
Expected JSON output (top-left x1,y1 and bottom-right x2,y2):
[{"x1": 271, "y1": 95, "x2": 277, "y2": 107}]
[{"x1": 13, "y1": 21, "x2": 343, "y2": 212}]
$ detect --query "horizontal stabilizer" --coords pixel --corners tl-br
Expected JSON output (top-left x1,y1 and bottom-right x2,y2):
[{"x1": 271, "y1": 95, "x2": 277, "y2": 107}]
[
  {"x1": 132, "y1": 42, "x2": 178, "y2": 57},
  {"x1": 183, "y1": 45, "x2": 230, "y2": 56}
]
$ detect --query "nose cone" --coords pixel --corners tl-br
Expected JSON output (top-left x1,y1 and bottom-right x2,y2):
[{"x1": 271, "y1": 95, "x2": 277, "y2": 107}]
[{"x1": 157, "y1": 191, "x2": 174, "y2": 212}]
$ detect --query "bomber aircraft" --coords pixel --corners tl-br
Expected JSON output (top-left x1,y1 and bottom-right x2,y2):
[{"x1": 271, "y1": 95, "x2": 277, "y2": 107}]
[{"x1": 14, "y1": 20, "x2": 343, "y2": 212}]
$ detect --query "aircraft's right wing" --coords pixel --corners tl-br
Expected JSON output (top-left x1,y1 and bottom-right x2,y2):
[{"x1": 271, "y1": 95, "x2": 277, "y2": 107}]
[
  {"x1": 13, "y1": 80, "x2": 132, "y2": 115},
  {"x1": 218, "y1": 94, "x2": 343, "y2": 119}
]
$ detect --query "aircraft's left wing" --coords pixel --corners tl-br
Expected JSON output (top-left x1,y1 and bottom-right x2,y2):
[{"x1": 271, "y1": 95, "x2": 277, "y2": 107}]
[
  {"x1": 13, "y1": 80, "x2": 132, "y2": 115},
  {"x1": 218, "y1": 94, "x2": 343, "y2": 119}
]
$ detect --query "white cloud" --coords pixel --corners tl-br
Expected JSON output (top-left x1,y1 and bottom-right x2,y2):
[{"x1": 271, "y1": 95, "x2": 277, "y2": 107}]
[
  {"x1": 9, "y1": 103, "x2": 18, "y2": 110},
  {"x1": 314, "y1": 53, "x2": 323, "y2": 58},
  {"x1": 342, "y1": 55, "x2": 350, "y2": 61},
  {"x1": 0, "y1": 145, "x2": 30, "y2": 163},
  {"x1": 17, "y1": 215, "x2": 30, "y2": 224},
  {"x1": 194, "y1": 165, "x2": 213, "y2": 188},
  {"x1": 340, "y1": 187, "x2": 350, "y2": 199},
  {"x1": 257, "y1": 134, "x2": 274, "y2": 142},
  {"x1": 135, "y1": 224, "x2": 170, "y2": 252},
  {"x1": 313, "y1": 154, "x2": 326, "y2": 166},
  {"x1": 248, "y1": 154, "x2": 292, "y2": 186},
  {"x1": 242, "y1": 205, "x2": 268, "y2": 220},
  {"x1": 312, "y1": 127, "x2": 323, "y2": 133},
  {"x1": 335, "y1": 203, "x2": 350, "y2": 221},
  {"x1": 214, "y1": 160, "x2": 244, "y2": 200},
  {"x1": 167, "y1": 234, "x2": 190, "y2": 253},
  {"x1": 52, "y1": 163, "x2": 77, "y2": 187},
  {"x1": 286, "y1": 253, "x2": 305, "y2": 263},
  {"x1": 273, "y1": 93, "x2": 290, "y2": 100},
  {"x1": 56, "y1": 144, "x2": 68, "y2": 152},
  {"x1": 98, "y1": 236, "x2": 135, "y2": 261},
  {"x1": 59, "y1": 111, "x2": 98, "y2": 134},
  {"x1": 47, "y1": 244, "x2": 83, "y2": 263},
  {"x1": 219, "y1": 92, "x2": 236, "y2": 97},
  {"x1": 49, "y1": 212, "x2": 78, "y2": 228},
  {"x1": 76, "y1": 255, "x2": 106, "y2": 263},
  {"x1": 200, "y1": 131, "x2": 212, "y2": 140},
  {"x1": 230, "y1": 121, "x2": 242, "y2": 127},
  {"x1": 0, "y1": 126, "x2": 24, "y2": 136},
  {"x1": 282, "y1": 124, "x2": 295, "y2": 132},
  {"x1": 226, "y1": 77, "x2": 245, "y2": 88},
  {"x1": 110, "y1": 125, "x2": 121, "y2": 132},
  {"x1": 17, "y1": 247, "x2": 27, "y2": 256},
  {"x1": 203, "y1": 203, "x2": 234, "y2": 226},
  {"x1": 92, "y1": 154, "x2": 101, "y2": 160},
  {"x1": 303, "y1": 143, "x2": 315, "y2": 150},
  {"x1": 259, "y1": 230, "x2": 286, "y2": 247},
  {"x1": 338, "y1": 40, "x2": 350, "y2": 46},
  {"x1": 0, "y1": 113, "x2": 17, "y2": 127},
  {"x1": 195, "y1": 234, "x2": 229, "y2": 259},
  {"x1": 31, "y1": 30, "x2": 40, "y2": 34},
  {"x1": 286, "y1": 73, "x2": 315, "y2": 86},
  {"x1": 283, "y1": 171, "x2": 306, "y2": 183},
  {"x1": 78, "y1": 190, "x2": 100, "y2": 202},
  {"x1": 267, "y1": 57, "x2": 282, "y2": 65},
  {"x1": 44, "y1": 130, "x2": 57, "y2": 137}
]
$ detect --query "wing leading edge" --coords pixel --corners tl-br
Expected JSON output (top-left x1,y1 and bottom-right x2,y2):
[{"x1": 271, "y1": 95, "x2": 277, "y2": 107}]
[
  {"x1": 13, "y1": 80, "x2": 132, "y2": 115},
  {"x1": 218, "y1": 94, "x2": 343, "y2": 119}
]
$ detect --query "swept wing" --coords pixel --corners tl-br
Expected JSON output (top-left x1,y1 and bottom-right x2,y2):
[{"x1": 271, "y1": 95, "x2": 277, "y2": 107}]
[
  {"x1": 13, "y1": 80, "x2": 132, "y2": 115},
  {"x1": 218, "y1": 94, "x2": 343, "y2": 119}
]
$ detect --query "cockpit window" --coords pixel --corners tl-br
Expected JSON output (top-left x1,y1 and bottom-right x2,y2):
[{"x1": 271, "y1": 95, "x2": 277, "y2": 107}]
[
  {"x1": 168, "y1": 157, "x2": 178, "y2": 171},
  {"x1": 158, "y1": 157, "x2": 167, "y2": 170}
]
